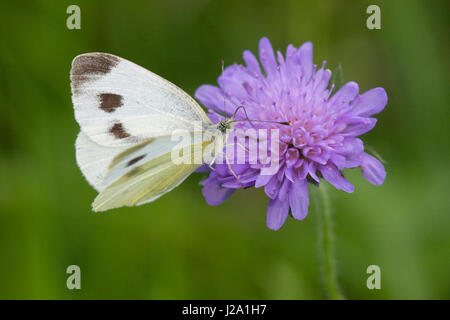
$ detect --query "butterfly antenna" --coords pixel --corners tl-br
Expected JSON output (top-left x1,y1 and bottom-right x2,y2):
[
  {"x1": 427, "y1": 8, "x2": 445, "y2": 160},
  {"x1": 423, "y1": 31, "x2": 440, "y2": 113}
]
[
  {"x1": 231, "y1": 105, "x2": 290, "y2": 127},
  {"x1": 232, "y1": 105, "x2": 255, "y2": 128},
  {"x1": 221, "y1": 59, "x2": 226, "y2": 115},
  {"x1": 225, "y1": 153, "x2": 244, "y2": 187}
]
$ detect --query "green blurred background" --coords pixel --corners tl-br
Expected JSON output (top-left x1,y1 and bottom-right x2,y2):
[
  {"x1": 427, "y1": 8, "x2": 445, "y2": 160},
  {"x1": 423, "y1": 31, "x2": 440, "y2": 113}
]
[{"x1": 0, "y1": 0, "x2": 448, "y2": 299}]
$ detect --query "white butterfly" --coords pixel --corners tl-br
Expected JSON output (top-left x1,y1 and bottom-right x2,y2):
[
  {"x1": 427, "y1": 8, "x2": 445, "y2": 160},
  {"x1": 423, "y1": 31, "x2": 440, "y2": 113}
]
[{"x1": 71, "y1": 53, "x2": 234, "y2": 211}]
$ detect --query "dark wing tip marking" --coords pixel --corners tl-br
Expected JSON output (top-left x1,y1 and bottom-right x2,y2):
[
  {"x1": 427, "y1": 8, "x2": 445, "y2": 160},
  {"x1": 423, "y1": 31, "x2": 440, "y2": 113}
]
[
  {"x1": 126, "y1": 154, "x2": 146, "y2": 167},
  {"x1": 71, "y1": 53, "x2": 120, "y2": 94},
  {"x1": 109, "y1": 122, "x2": 130, "y2": 139},
  {"x1": 99, "y1": 93, "x2": 123, "y2": 113}
]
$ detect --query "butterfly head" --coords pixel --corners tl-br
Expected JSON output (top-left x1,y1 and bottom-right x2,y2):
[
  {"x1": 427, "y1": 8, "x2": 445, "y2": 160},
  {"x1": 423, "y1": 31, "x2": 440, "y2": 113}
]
[{"x1": 216, "y1": 118, "x2": 235, "y2": 134}]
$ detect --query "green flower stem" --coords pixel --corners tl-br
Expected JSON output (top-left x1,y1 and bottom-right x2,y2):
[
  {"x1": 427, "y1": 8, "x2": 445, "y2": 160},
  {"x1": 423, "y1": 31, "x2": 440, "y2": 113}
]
[{"x1": 318, "y1": 182, "x2": 344, "y2": 300}]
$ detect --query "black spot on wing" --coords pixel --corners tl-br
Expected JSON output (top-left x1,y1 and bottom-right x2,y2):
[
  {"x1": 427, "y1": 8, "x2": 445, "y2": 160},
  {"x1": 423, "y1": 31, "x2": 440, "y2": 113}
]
[
  {"x1": 99, "y1": 93, "x2": 123, "y2": 113},
  {"x1": 108, "y1": 138, "x2": 155, "y2": 170},
  {"x1": 126, "y1": 155, "x2": 146, "y2": 167},
  {"x1": 71, "y1": 53, "x2": 119, "y2": 94},
  {"x1": 126, "y1": 167, "x2": 142, "y2": 177},
  {"x1": 109, "y1": 122, "x2": 130, "y2": 139}
]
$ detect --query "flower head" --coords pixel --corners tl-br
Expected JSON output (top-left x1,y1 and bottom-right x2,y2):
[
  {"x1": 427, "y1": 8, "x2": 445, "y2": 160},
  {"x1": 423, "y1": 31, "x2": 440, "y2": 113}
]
[{"x1": 195, "y1": 37, "x2": 387, "y2": 230}]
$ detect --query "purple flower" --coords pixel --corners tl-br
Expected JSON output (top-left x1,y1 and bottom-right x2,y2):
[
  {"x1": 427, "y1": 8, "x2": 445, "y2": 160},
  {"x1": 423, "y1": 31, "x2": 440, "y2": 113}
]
[{"x1": 195, "y1": 37, "x2": 387, "y2": 230}]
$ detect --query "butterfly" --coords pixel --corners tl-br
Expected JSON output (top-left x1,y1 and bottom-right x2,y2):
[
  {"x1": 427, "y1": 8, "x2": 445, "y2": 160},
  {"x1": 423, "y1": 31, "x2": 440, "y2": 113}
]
[{"x1": 71, "y1": 53, "x2": 236, "y2": 212}]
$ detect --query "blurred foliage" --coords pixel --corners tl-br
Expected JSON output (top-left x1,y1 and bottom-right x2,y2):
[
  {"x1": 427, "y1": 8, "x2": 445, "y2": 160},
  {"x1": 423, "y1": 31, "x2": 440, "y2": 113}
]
[{"x1": 0, "y1": 0, "x2": 449, "y2": 299}]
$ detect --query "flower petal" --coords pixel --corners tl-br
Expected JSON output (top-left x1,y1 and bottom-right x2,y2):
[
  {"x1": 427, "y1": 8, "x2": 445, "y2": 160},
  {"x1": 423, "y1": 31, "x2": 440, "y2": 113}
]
[
  {"x1": 289, "y1": 179, "x2": 309, "y2": 220},
  {"x1": 219, "y1": 64, "x2": 255, "y2": 101},
  {"x1": 259, "y1": 37, "x2": 277, "y2": 78},
  {"x1": 333, "y1": 138, "x2": 364, "y2": 156},
  {"x1": 314, "y1": 68, "x2": 332, "y2": 93},
  {"x1": 351, "y1": 87, "x2": 388, "y2": 117},
  {"x1": 267, "y1": 197, "x2": 290, "y2": 230},
  {"x1": 361, "y1": 153, "x2": 386, "y2": 185},
  {"x1": 278, "y1": 178, "x2": 291, "y2": 201},
  {"x1": 195, "y1": 85, "x2": 227, "y2": 113},
  {"x1": 285, "y1": 166, "x2": 297, "y2": 183},
  {"x1": 285, "y1": 44, "x2": 297, "y2": 64},
  {"x1": 329, "y1": 81, "x2": 359, "y2": 108},
  {"x1": 319, "y1": 164, "x2": 354, "y2": 193},
  {"x1": 201, "y1": 176, "x2": 235, "y2": 205},
  {"x1": 195, "y1": 164, "x2": 210, "y2": 173},
  {"x1": 221, "y1": 168, "x2": 258, "y2": 188},
  {"x1": 264, "y1": 174, "x2": 281, "y2": 199},
  {"x1": 243, "y1": 50, "x2": 262, "y2": 76},
  {"x1": 307, "y1": 162, "x2": 320, "y2": 182},
  {"x1": 286, "y1": 148, "x2": 299, "y2": 167},
  {"x1": 194, "y1": 84, "x2": 236, "y2": 114},
  {"x1": 207, "y1": 111, "x2": 224, "y2": 124},
  {"x1": 342, "y1": 117, "x2": 377, "y2": 136},
  {"x1": 297, "y1": 41, "x2": 313, "y2": 83},
  {"x1": 255, "y1": 173, "x2": 274, "y2": 188},
  {"x1": 329, "y1": 153, "x2": 347, "y2": 170}
]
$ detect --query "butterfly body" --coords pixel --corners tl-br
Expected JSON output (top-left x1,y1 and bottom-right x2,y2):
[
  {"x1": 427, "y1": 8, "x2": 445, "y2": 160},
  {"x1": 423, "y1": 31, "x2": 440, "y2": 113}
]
[{"x1": 216, "y1": 119, "x2": 234, "y2": 134}]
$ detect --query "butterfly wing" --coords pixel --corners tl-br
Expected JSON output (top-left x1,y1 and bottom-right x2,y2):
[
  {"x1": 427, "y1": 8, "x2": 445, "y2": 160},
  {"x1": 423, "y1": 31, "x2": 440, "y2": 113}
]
[
  {"x1": 75, "y1": 132, "x2": 127, "y2": 192},
  {"x1": 71, "y1": 52, "x2": 212, "y2": 148},
  {"x1": 92, "y1": 139, "x2": 212, "y2": 211}
]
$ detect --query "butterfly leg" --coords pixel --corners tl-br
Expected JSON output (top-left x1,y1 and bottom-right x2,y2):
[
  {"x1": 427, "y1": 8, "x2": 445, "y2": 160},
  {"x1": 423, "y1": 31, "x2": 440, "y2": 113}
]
[
  {"x1": 206, "y1": 142, "x2": 247, "y2": 186},
  {"x1": 222, "y1": 142, "x2": 249, "y2": 186},
  {"x1": 208, "y1": 156, "x2": 217, "y2": 172},
  {"x1": 207, "y1": 148, "x2": 244, "y2": 187},
  {"x1": 224, "y1": 153, "x2": 244, "y2": 187},
  {"x1": 223, "y1": 142, "x2": 249, "y2": 153}
]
